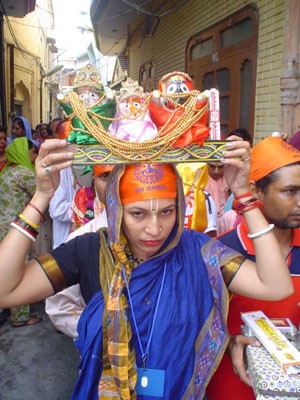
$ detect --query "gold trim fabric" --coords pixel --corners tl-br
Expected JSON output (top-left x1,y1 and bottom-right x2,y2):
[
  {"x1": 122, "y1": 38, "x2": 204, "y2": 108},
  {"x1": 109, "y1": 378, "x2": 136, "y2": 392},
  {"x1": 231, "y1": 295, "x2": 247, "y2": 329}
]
[
  {"x1": 221, "y1": 255, "x2": 246, "y2": 287},
  {"x1": 98, "y1": 230, "x2": 137, "y2": 399},
  {"x1": 36, "y1": 253, "x2": 67, "y2": 293}
]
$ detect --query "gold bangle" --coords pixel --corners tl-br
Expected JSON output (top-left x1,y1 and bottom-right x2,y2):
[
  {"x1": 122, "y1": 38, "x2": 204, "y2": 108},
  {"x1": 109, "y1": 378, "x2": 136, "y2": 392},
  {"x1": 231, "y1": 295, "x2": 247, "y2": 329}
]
[{"x1": 19, "y1": 213, "x2": 39, "y2": 231}]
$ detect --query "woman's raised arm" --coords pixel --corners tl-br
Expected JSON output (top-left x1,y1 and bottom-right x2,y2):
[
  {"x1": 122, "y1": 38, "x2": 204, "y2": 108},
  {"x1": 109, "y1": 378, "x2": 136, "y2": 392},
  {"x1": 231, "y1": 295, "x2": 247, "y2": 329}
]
[
  {"x1": 0, "y1": 139, "x2": 74, "y2": 308},
  {"x1": 221, "y1": 137, "x2": 293, "y2": 300}
]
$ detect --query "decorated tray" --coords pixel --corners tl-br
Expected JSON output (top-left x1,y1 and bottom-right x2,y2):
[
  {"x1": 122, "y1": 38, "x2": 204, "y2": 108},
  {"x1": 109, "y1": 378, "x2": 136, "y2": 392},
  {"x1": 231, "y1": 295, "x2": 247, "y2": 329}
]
[{"x1": 71, "y1": 141, "x2": 226, "y2": 165}]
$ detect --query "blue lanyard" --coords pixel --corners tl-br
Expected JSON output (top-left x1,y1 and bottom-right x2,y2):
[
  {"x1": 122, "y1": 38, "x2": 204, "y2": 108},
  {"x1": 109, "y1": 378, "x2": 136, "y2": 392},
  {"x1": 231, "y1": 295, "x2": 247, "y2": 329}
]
[{"x1": 122, "y1": 262, "x2": 167, "y2": 367}]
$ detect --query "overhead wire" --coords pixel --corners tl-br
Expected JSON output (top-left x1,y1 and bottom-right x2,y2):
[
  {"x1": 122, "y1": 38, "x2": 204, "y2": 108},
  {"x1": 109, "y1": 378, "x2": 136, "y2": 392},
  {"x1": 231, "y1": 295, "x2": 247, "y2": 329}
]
[
  {"x1": 7, "y1": 19, "x2": 53, "y2": 29},
  {"x1": 120, "y1": 0, "x2": 188, "y2": 18},
  {"x1": 35, "y1": 3, "x2": 54, "y2": 15}
]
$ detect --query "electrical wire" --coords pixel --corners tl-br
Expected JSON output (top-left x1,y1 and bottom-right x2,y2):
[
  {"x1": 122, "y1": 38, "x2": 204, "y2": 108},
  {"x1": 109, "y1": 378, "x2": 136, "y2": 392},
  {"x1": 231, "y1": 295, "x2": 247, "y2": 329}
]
[
  {"x1": 120, "y1": 0, "x2": 187, "y2": 18},
  {"x1": 35, "y1": 4, "x2": 54, "y2": 15},
  {"x1": 8, "y1": 19, "x2": 53, "y2": 29}
]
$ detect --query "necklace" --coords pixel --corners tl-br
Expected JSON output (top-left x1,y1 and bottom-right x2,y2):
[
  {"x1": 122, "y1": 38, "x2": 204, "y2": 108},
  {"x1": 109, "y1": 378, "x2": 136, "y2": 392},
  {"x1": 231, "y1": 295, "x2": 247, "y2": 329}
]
[{"x1": 133, "y1": 257, "x2": 145, "y2": 266}]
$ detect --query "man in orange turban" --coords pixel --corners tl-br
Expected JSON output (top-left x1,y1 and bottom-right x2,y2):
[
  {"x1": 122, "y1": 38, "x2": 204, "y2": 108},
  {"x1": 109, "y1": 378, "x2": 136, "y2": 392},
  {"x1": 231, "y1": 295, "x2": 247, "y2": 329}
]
[
  {"x1": 250, "y1": 136, "x2": 300, "y2": 181},
  {"x1": 207, "y1": 136, "x2": 300, "y2": 400}
]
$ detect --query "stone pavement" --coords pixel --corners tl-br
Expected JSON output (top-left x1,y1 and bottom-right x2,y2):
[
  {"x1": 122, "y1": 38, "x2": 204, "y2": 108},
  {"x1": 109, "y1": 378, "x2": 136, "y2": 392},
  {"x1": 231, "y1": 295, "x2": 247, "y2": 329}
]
[{"x1": 0, "y1": 302, "x2": 79, "y2": 400}]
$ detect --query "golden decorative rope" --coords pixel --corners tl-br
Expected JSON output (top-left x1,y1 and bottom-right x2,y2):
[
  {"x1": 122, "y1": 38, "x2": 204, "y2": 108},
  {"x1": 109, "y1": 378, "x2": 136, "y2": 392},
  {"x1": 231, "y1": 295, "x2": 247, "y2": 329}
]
[{"x1": 68, "y1": 90, "x2": 208, "y2": 161}]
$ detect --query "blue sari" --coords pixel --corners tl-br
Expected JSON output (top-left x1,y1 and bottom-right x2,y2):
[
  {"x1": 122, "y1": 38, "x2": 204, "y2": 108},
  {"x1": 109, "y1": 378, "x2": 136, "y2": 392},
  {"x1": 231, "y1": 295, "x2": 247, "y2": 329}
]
[
  {"x1": 35, "y1": 164, "x2": 243, "y2": 399},
  {"x1": 72, "y1": 229, "x2": 233, "y2": 399},
  {"x1": 9, "y1": 116, "x2": 39, "y2": 147}
]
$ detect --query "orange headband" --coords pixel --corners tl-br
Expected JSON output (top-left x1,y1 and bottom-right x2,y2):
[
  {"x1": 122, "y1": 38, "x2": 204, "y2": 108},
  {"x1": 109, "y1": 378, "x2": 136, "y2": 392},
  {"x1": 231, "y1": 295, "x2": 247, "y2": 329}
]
[
  {"x1": 119, "y1": 163, "x2": 177, "y2": 205},
  {"x1": 93, "y1": 164, "x2": 114, "y2": 177},
  {"x1": 57, "y1": 120, "x2": 72, "y2": 139},
  {"x1": 250, "y1": 137, "x2": 300, "y2": 182}
]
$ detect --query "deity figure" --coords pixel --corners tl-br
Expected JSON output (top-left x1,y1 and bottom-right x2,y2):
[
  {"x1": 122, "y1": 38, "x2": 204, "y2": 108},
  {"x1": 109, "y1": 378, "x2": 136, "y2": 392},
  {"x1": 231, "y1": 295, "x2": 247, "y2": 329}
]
[
  {"x1": 109, "y1": 78, "x2": 158, "y2": 142},
  {"x1": 57, "y1": 64, "x2": 116, "y2": 144},
  {"x1": 149, "y1": 71, "x2": 210, "y2": 147}
]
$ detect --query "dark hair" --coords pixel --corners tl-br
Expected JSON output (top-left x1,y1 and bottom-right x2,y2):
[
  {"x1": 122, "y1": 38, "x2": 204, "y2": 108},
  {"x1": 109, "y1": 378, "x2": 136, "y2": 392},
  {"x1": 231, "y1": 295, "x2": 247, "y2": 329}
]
[
  {"x1": 36, "y1": 122, "x2": 48, "y2": 130},
  {"x1": 48, "y1": 117, "x2": 63, "y2": 136},
  {"x1": 46, "y1": 125, "x2": 52, "y2": 137},
  {"x1": 27, "y1": 139, "x2": 39, "y2": 154},
  {"x1": 27, "y1": 139, "x2": 34, "y2": 149},
  {"x1": 56, "y1": 119, "x2": 67, "y2": 131},
  {"x1": 227, "y1": 128, "x2": 252, "y2": 145},
  {"x1": 0, "y1": 127, "x2": 7, "y2": 135},
  {"x1": 49, "y1": 117, "x2": 63, "y2": 124},
  {"x1": 255, "y1": 161, "x2": 300, "y2": 194},
  {"x1": 13, "y1": 117, "x2": 25, "y2": 130}
]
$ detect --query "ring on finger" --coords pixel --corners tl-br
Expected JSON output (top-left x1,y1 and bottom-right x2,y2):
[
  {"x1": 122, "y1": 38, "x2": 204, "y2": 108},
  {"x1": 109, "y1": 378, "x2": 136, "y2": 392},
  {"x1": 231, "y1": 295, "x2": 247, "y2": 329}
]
[
  {"x1": 242, "y1": 156, "x2": 251, "y2": 162},
  {"x1": 45, "y1": 166, "x2": 52, "y2": 174},
  {"x1": 41, "y1": 159, "x2": 48, "y2": 168}
]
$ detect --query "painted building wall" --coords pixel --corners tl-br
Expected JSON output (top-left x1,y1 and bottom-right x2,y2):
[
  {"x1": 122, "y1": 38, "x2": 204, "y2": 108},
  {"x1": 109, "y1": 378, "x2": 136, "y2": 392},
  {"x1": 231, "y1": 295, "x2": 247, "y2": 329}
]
[
  {"x1": 3, "y1": 0, "x2": 53, "y2": 129},
  {"x1": 128, "y1": 0, "x2": 288, "y2": 142}
]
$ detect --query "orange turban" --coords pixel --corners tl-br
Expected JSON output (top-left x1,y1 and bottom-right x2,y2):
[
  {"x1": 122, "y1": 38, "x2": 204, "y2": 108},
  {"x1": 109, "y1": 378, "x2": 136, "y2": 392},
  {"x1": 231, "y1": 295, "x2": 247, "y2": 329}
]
[
  {"x1": 93, "y1": 164, "x2": 114, "y2": 177},
  {"x1": 57, "y1": 120, "x2": 72, "y2": 139},
  {"x1": 119, "y1": 163, "x2": 177, "y2": 205},
  {"x1": 250, "y1": 137, "x2": 300, "y2": 182}
]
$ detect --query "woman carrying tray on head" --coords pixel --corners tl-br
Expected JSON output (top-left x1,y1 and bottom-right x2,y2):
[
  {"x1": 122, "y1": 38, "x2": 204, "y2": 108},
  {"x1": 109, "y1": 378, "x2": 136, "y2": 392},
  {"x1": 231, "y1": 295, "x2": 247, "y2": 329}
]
[{"x1": 0, "y1": 136, "x2": 293, "y2": 399}]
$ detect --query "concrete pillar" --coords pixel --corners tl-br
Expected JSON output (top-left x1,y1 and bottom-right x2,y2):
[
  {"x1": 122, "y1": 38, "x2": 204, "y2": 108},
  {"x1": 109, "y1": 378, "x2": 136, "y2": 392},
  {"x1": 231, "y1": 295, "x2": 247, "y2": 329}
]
[{"x1": 280, "y1": 0, "x2": 300, "y2": 138}]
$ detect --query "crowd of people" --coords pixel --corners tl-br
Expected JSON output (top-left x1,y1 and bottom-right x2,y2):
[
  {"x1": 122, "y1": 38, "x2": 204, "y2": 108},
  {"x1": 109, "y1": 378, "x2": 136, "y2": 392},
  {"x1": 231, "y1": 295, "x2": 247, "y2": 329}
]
[
  {"x1": 0, "y1": 116, "x2": 63, "y2": 326},
  {"x1": 0, "y1": 115, "x2": 299, "y2": 399}
]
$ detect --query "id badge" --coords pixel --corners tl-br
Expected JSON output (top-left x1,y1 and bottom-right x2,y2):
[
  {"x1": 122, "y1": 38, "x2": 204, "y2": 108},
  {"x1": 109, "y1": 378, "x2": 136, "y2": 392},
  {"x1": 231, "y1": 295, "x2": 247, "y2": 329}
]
[{"x1": 136, "y1": 368, "x2": 165, "y2": 397}]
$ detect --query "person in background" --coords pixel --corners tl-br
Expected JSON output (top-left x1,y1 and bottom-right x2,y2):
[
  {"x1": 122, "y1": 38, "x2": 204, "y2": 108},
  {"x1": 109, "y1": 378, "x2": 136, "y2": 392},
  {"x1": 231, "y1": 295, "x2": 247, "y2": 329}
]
[
  {"x1": 70, "y1": 164, "x2": 112, "y2": 233},
  {"x1": 8, "y1": 116, "x2": 39, "y2": 147},
  {"x1": 207, "y1": 136, "x2": 300, "y2": 400},
  {"x1": 45, "y1": 164, "x2": 114, "y2": 338},
  {"x1": 0, "y1": 138, "x2": 293, "y2": 399},
  {"x1": 0, "y1": 127, "x2": 8, "y2": 324},
  {"x1": 36, "y1": 122, "x2": 49, "y2": 145},
  {"x1": 203, "y1": 191, "x2": 218, "y2": 236},
  {"x1": 31, "y1": 128, "x2": 39, "y2": 142},
  {"x1": 55, "y1": 119, "x2": 72, "y2": 141},
  {"x1": 47, "y1": 117, "x2": 63, "y2": 139},
  {"x1": 49, "y1": 166, "x2": 80, "y2": 249},
  {"x1": 204, "y1": 160, "x2": 230, "y2": 234},
  {"x1": 177, "y1": 162, "x2": 217, "y2": 237},
  {"x1": 227, "y1": 128, "x2": 253, "y2": 146},
  {"x1": 0, "y1": 137, "x2": 42, "y2": 327},
  {"x1": 289, "y1": 130, "x2": 300, "y2": 150},
  {"x1": 0, "y1": 127, "x2": 8, "y2": 173}
]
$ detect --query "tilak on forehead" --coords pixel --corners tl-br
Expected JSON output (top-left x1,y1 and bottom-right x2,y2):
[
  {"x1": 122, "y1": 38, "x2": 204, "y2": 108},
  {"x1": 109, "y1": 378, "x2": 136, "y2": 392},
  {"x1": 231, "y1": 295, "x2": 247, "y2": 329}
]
[{"x1": 119, "y1": 163, "x2": 177, "y2": 205}]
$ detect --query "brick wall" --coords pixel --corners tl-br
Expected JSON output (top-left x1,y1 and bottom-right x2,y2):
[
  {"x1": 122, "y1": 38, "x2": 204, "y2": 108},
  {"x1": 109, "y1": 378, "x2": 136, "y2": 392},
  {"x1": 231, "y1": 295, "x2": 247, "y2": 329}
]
[{"x1": 128, "y1": 0, "x2": 286, "y2": 142}]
